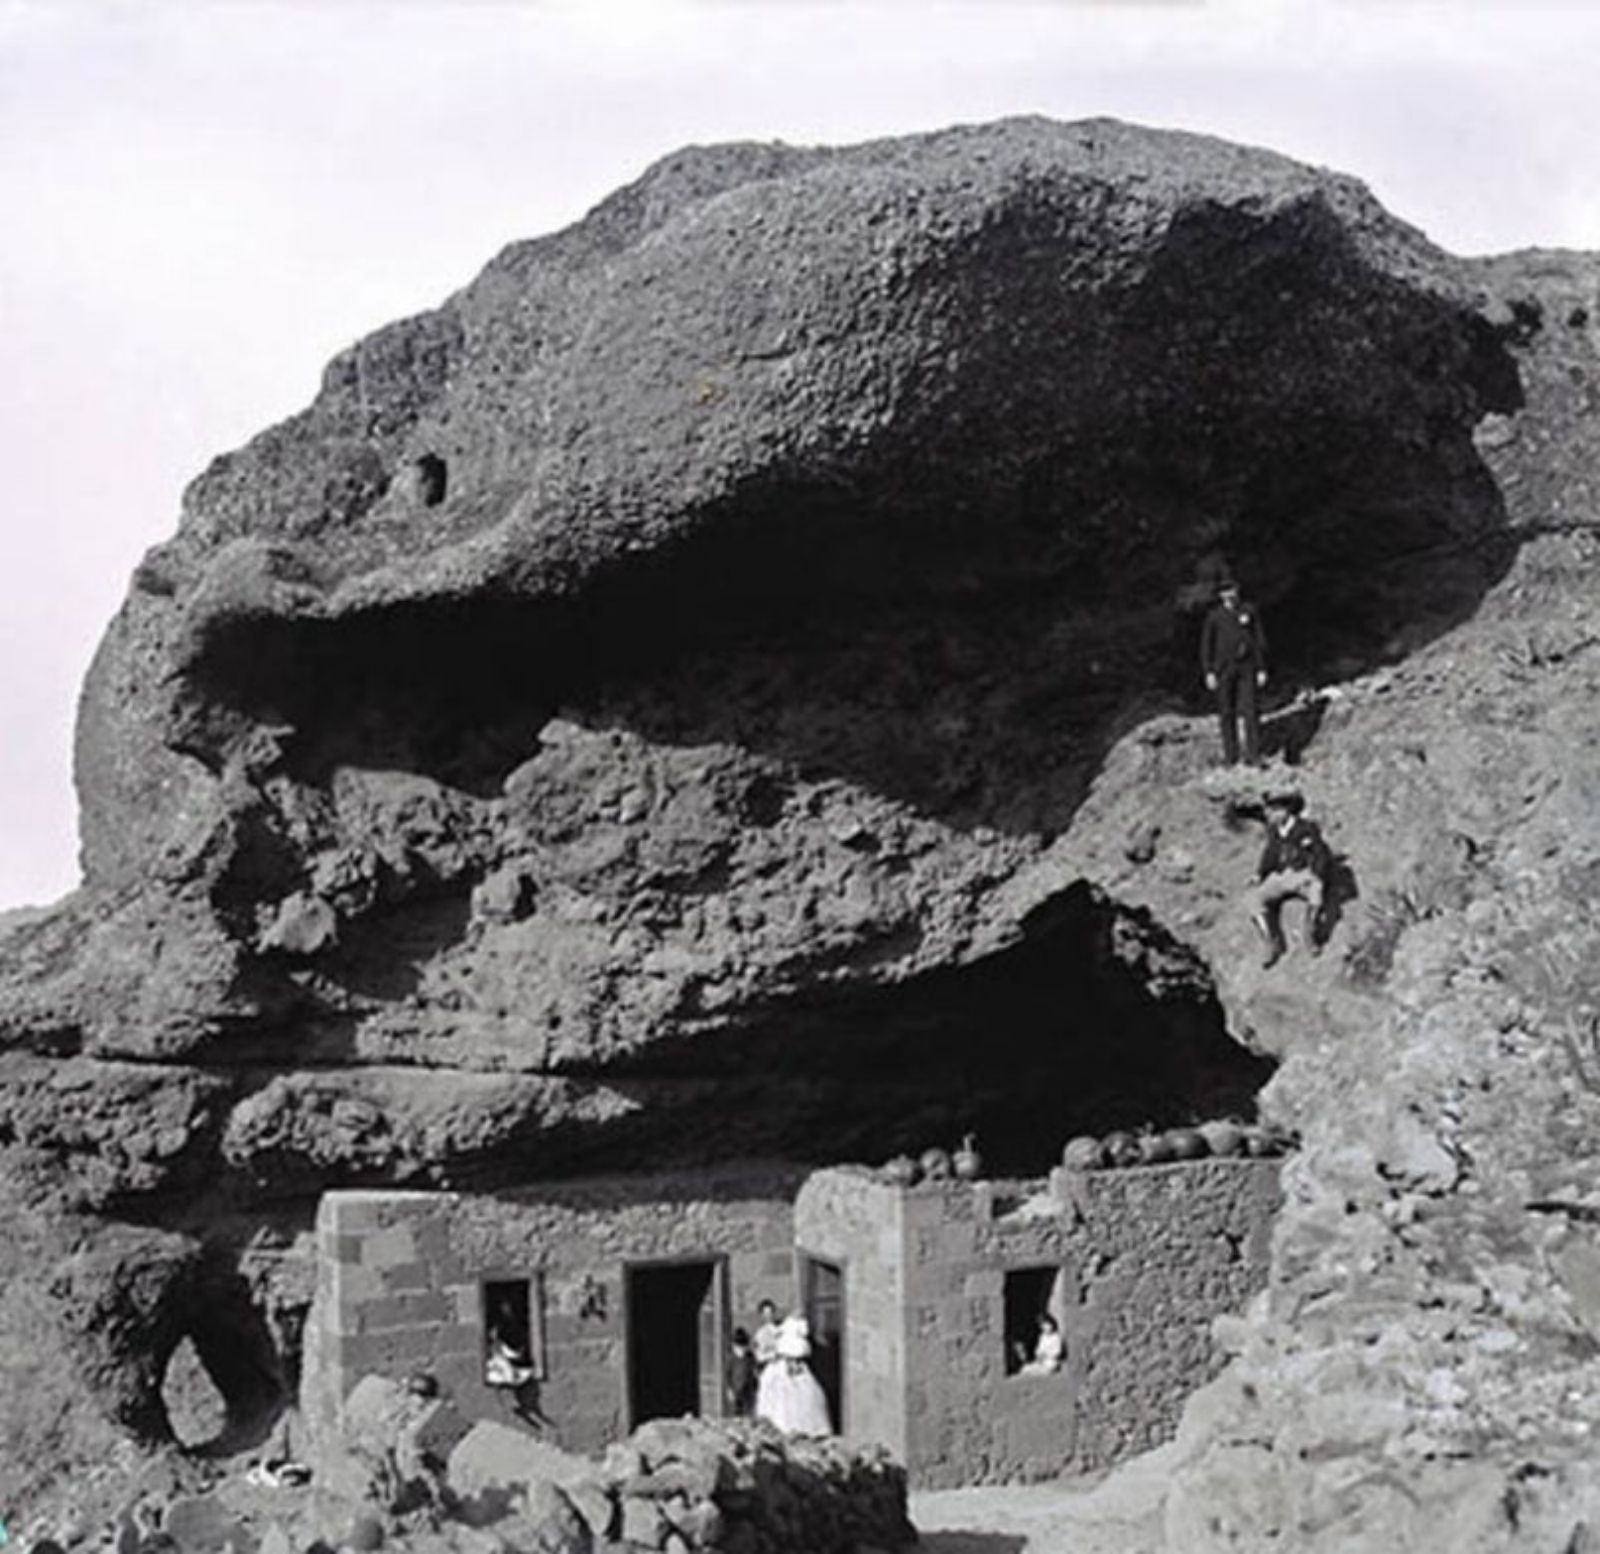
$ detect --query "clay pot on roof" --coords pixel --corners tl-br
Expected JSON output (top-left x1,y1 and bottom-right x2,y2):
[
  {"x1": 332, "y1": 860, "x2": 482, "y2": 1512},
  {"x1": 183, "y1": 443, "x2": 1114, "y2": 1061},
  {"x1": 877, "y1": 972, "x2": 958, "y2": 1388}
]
[{"x1": 881, "y1": 1155, "x2": 919, "y2": 1187}]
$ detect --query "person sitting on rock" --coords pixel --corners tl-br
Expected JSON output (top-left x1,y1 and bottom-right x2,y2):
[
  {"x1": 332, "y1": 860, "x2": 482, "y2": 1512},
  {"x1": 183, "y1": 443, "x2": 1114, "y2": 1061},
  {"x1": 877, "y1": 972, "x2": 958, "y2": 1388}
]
[
  {"x1": 1251, "y1": 791, "x2": 1332, "y2": 968},
  {"x1": 1201, "y1": 577, "x2": 1268, "y2": 765}
]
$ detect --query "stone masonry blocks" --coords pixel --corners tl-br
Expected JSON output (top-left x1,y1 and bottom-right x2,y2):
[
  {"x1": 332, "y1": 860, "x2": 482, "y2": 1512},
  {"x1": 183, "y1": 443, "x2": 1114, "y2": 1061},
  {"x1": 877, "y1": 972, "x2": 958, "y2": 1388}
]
[
  {"x1": 310, "y1": 1164, "x2": 807, "y2": 1465},
  {"x1": 359, "y1": 1226, "x2": 417, "y2": 1267},
  {"x1": 307, "y1": 1158, "x2": 1280, "y2": 1490},
  {"x1": 382, "y1": 1261, "x2": 431, "y2": 1291},
  {"x1": 880, "y1": 1157, "x2": 1281, "y2": 1487}
]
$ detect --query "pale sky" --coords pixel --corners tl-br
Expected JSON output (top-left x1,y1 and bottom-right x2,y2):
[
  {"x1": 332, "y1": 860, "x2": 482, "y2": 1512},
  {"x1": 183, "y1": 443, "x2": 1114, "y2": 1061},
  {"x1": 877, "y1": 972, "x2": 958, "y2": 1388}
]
[{"x1": 3, "y1": 0, "x2": 1598, "y2": 909}]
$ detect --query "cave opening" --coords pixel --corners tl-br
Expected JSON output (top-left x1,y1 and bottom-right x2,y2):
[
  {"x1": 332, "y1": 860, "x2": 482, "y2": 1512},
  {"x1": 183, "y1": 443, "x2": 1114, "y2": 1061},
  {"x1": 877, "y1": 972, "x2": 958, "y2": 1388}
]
[
  {"x1": 450, "y1": 881, "x2": 1276, "y2": 1187},
  {"x1": 152, "y1": 1267, "x2": 288, "y2": 1455}
]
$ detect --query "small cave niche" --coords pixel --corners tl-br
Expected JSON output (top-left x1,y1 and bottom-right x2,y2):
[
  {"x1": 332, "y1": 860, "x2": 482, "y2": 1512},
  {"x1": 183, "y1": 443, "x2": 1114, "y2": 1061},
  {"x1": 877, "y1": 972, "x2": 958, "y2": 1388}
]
[
  {"x1": 415, "y1": 453, "x2": 448, "y2": 507},
  {"x1": 152, "y1": 1270, "x2": 289, "y2": 1455}
]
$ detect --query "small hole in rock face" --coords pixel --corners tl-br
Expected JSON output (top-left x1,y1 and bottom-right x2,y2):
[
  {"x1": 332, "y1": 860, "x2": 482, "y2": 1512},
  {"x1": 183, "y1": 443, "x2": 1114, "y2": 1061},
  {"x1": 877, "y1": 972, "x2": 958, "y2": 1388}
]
[{"x1": 416, "y1": 454, "x2": 448, "y2": 507}]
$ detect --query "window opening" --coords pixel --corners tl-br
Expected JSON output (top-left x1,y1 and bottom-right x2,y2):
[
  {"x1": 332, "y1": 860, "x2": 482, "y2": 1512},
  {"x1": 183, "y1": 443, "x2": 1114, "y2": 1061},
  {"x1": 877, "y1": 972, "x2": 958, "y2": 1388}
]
[
  {"x1": 483, "y1": 1277, "x2": 541, "y2": 1387},
  {"x1": 1004, "y1": 1267, "x2": 1064, "y2": 1377}
]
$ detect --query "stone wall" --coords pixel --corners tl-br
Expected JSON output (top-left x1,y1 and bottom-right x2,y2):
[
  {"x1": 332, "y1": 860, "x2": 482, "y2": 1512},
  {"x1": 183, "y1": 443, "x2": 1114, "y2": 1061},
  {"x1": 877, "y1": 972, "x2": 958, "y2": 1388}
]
[
  {"x1": 304, "y1": 1157, "x2": 1279, "y2": 1491},
  {"x1": 1062, "y1": 1159, "x2": 1278, "y2": 1472},
  {"x1": 793, "y1": 1165, "x2": 909, "y2": 1459},
  {"x1": 797, "y1": 1159, "x2": 1280, "y2": 1488},
  {"x1": 304, "y1": 1165, "x2": 805, "y2": 1461}
]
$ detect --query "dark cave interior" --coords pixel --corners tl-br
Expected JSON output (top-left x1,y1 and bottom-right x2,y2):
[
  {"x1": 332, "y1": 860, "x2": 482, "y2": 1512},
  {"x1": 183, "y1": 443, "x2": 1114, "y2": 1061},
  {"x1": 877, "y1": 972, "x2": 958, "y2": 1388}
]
[
  {"x1": 428, "y1": 882, "x2": 1275, "y2": 1188},
  {"x1": 188, "y1": 398, "x2": 1515, "y2": 846}
]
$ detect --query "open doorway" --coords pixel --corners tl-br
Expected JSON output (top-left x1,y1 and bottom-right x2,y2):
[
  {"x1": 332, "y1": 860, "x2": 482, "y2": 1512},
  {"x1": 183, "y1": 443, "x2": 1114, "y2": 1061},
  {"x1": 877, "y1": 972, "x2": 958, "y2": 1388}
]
[
  {"x1": 798, "y1": 1254, "x2": 845, "y2": 1433},
  {"x1": 625, "y1": 1260, "x2": 726, "y2": 1427}
]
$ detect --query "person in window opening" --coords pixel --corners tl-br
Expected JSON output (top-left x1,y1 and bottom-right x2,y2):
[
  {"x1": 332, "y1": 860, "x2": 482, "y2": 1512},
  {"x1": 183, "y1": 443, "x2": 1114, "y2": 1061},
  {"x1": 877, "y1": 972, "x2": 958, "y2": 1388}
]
[
  {"x1": 1021, "y1": 1313, "x2": 1065, "y2": 1375},
  {"x1": 754, "y1": 1315, "x2": 832, "y2": 1435},
  {"x1": 1200, "y1": 577, "x2": 1268, "y2": 766},
  {"x1": 752, "y1": 1298, "x2": 783, "y2": 1371},
  {"x1": 727, "y1": 1326, "x2": 759, "y2": 1416},
  {"x1": 1251, "y1": 791, "x2": 1332, "y2": 969},
  {"x1": 485, "y1": 1323, "x2": 536, "y2": 1388}
]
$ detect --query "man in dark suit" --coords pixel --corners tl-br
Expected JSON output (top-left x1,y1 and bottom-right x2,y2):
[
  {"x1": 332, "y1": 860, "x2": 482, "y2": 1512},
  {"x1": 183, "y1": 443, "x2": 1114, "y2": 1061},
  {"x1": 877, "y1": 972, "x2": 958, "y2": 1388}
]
[{"x1": 1200, "y1": 578, "x2": 1267, "y2": 764}]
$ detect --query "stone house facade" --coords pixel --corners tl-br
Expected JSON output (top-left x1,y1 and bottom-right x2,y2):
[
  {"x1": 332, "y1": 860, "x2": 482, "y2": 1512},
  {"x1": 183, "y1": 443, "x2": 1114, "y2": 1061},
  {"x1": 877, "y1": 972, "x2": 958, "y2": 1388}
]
[
  {"x1": 304, "y1": 1156, "x2": 1279, "y2": 1487},
  {"x1": 795, "y1": 1159, "x2": 1280, "y2": 1486}
]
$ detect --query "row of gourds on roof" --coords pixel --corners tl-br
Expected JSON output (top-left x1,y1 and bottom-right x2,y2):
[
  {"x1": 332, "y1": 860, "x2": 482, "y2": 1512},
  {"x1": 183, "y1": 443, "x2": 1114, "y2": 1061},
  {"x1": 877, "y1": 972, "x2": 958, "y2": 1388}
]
[{"x1": 877, "y1": 1119, "x2": 1294, "y2": 1186}]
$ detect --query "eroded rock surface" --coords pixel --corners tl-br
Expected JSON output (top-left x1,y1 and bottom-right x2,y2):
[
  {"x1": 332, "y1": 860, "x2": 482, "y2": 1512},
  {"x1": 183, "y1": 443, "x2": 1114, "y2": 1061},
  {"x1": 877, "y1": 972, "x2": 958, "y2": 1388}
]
[{"x1": 2, "y1": 117, "x2": 1597, "y2": 1547}]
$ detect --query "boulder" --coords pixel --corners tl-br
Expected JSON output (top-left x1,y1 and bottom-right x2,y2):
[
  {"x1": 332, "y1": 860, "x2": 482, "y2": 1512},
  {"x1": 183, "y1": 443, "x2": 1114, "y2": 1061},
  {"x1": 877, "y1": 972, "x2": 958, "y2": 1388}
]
[
  {"x1": 163, "y1": 1496, "x2": 243, "y2": 1554},
  {"x1": 599, "y1": 1419, "x2": 911, "y2": 1554},
  {"x1": 318, "y1": 1374, "x2": 465, "y2": 1510},
  {"x1": 447, "y1": 1421, "x2": 596, "y2": 1506},
  {"x1": 617, "y1": 1496, "x2": 667, "y2": 1549},
  {"x1": 498, "y1": 1481, "x2": 592, "y2": 1554}
]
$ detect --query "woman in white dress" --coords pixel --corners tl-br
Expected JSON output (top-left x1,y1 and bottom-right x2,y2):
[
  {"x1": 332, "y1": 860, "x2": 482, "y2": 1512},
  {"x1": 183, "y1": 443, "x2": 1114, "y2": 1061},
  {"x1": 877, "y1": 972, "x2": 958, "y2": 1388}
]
[
  {"x1": 1021, "y1": 1313, "x2": 1064, "y2": 1375},
  {"x1": 754, "y1": 1315, "x2": 832, "y2": 1435}
]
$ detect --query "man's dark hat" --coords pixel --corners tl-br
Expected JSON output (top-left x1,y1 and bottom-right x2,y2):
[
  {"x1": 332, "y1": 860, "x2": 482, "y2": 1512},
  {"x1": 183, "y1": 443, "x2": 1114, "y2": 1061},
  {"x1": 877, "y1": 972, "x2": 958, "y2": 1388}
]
[{"x1": 1264, "y1": 789, "x2": 1305, "y2": 813}]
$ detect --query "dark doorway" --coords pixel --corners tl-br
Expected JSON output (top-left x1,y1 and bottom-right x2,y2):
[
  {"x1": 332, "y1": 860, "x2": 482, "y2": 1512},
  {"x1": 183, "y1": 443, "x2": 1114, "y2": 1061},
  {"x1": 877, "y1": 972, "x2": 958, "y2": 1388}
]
[
  {"x1": 799, "y1": 1255, "x2": 845, "y2": 1433},
  {"x1": 625, "y1": 1260, "x2": 725, "y2": 1427}
]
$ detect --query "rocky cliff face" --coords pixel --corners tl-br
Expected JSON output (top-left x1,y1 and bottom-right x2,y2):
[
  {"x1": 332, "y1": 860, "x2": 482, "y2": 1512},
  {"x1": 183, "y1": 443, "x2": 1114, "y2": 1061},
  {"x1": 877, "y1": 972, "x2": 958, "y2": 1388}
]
[{"x1": 3, "y1": 117, "x2": 1597, "y2": 1547}]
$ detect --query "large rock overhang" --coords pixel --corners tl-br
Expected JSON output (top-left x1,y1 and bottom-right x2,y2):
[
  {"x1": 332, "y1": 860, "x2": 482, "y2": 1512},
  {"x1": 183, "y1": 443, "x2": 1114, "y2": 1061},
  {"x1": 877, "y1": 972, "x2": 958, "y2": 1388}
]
[
  {"x1": 18, "y1": 117, "x2": 1523, "y2": 1207},
  {"x1": 96, "y1": 119, "x2": 1519, "y2": 825}
]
